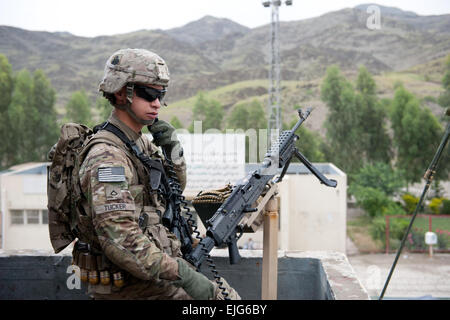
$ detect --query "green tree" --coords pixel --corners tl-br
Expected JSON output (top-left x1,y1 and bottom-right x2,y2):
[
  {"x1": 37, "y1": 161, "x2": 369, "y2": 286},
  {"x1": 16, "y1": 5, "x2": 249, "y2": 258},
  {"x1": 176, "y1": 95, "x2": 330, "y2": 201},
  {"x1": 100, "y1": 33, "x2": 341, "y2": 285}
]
[
  {"x1": 0, "y1": 54, "x2": 14, "y2": 168},
  {"x1": 189, "y1": 91, "x2": 224, "y2": 132},
  {"x1": 31, "y1": 70, "x2": 59, "y2": 161},
  {"x1": 6, "y1": 70, "x2": 33, "y2": 165},
  {"x1": 65, "y1": 90, "x2": 93, "y2": 127},
  {"x1": 96, "y1": 96, "x2": 112, "y2": 122},
  {"x1": 170, "y1": 116, "x2": 183, "y2": 129},
  {"x1": 227, "y1": 100, "x2": 267, "y2": 162},
  {"x1": 354, "y1": 66, "x2": 392, "y2": 164},
  {"x1": 0, "y1": 58, "x2": 59, "y2": 169},
  {"x1": 321, "y1": 65, "x2": 363, "y2": 176},
  {"x1": 349, "y1": 162, "x2": 405, "y2": 197},
  {"x1": 0, "y1": 55, "x2": 13, "y2": 113},
  {"x1": 390, "y1": 85, "x2": 445, "y2": 185},
  {"x1": 227, "y1": 100, "x2": 267, "y2": 130},
  {"x1": 285, "y1": 118, "x2": 325, "y2": 162},
  {"x1": 438, "y1": 54, "x2": 450, "y2": 109}
]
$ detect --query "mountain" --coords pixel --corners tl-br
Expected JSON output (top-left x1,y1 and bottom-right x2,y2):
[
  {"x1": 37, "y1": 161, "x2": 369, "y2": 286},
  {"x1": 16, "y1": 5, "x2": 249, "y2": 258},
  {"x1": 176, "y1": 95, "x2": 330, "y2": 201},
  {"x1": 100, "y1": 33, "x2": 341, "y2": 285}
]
[
  {"x1": 166, "y1": 15, "x2": 250, "y2": 45},
  {"x1": 0, "y1": 5, "x2": 449, "y2": 119}
]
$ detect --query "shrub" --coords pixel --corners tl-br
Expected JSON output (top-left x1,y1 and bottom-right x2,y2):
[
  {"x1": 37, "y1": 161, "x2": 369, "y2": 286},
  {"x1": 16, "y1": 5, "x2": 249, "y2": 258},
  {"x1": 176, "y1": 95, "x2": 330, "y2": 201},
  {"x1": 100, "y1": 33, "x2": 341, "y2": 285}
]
[
  {"x1": 402, "y1": 194, "x2": 419, "y2": 214},
  {"x1": 382, "y1": 201, "x2": 406, "y2": 216},
  {"x1": 370, "y1": 216, "x2": 409, "y2": 244},
  {"x1": 352, "y1": 186, "x2": 391, "y2": 218},
  {"x1": 429, "y1": 197, "x2": 445, "y2": 215},
  {"x1": 405, "y1": 230, "x2": 426, "y2": 251},
  {"x1": 440, "y1": 199, "x2": 450, "y2": 214},
  {"x1": 437, "y1": 232, "x2": 450, "y2": 250}
]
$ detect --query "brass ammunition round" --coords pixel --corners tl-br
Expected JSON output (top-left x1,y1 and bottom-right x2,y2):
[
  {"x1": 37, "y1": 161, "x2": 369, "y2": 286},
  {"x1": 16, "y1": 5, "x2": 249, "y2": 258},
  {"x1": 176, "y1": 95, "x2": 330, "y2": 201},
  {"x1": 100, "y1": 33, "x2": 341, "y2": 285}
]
[
  {"x1": 100, "y1": 271, "x2": 111, "y2": 285},
  {"x1": 88, "y1": 270, "x2": 99, "y2": 285},
  {"x1": 80, "y1": 269, "x2": 89, "y2": 282},
  {"x1": 113, "y1": 272, "x2": 124, "y2": 288}
]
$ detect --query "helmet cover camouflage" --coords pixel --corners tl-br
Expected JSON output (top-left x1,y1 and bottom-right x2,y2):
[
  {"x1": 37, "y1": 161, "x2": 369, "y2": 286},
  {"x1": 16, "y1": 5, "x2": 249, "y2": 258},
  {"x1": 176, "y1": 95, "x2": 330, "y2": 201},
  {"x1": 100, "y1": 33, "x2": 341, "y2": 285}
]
[{"x1": 99, "y1": 48, "x2": 170, "y2": 94}]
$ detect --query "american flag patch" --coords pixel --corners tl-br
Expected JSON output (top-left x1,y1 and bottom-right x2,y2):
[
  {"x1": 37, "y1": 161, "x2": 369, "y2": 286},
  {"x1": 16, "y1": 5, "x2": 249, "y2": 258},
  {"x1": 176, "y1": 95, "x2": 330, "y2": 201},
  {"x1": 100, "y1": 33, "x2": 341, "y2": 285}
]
[{"x1": 97, "y1": 167, "x2": 126, "y2": 182}]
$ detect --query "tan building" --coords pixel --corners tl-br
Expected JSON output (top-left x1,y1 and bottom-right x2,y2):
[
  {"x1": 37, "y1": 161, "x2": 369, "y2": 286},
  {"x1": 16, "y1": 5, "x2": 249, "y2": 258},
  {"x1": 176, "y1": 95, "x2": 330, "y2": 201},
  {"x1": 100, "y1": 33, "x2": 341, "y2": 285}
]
[
  {"x1": 189, "y1": 163, "x2": 347, "y2": 253},
  {"x1": 0, "y1": 162, "x2": 346, "y2": 253},
  {"x1": 0, "y1": 162, "x2": 51, "y2": 250}
]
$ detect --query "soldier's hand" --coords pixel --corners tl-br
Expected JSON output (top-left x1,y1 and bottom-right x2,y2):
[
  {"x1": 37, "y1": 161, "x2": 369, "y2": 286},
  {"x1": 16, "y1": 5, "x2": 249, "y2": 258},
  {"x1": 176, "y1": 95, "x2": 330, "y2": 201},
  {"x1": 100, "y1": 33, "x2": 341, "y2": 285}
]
[
  {"x1": 172, "y1": 258, "x2": 215, "y2": 300},
  {"x1": 148, "y1": 118, "x2": 178, "y2": 149},
  {"x1": 148, "y1": 119, "x2": 183, "y2": 162}
]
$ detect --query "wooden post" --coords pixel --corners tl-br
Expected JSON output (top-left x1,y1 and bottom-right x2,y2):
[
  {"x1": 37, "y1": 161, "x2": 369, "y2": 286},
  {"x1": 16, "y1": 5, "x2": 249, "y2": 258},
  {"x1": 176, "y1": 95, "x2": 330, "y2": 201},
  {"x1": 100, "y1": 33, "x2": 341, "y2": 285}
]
[{"x1": 261, "y1": 196, "x2": 279, "y2": 300}]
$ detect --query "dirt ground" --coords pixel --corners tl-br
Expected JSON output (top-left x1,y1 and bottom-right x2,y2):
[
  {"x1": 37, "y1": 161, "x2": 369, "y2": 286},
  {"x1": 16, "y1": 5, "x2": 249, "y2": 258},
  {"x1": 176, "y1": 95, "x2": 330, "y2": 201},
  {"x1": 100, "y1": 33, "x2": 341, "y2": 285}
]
[{"x1": 347, "y1": 251, "x2": 450, "y2": 299}]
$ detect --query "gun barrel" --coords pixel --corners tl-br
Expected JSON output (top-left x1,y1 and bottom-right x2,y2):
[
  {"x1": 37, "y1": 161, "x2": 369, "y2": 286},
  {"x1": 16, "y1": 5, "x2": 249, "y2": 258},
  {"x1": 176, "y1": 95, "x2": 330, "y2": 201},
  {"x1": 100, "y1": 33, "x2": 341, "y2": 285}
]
[{"x1": 292, "y1": 108, "x2": 312, "y2": 132}]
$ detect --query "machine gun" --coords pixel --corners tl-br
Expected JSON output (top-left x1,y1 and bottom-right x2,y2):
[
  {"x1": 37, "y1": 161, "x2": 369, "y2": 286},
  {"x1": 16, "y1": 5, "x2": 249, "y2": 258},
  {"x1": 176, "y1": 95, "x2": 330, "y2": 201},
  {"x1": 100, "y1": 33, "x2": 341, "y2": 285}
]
[{"x1": 185, "y1": 108, "x2": 337, "y2": 268}]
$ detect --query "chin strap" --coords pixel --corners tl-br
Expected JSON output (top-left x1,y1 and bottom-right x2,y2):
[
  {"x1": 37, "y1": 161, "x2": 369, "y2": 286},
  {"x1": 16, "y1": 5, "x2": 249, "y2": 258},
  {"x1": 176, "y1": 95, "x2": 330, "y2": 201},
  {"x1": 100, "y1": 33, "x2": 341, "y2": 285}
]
[{"x1": 115, "y1": 83, "x2": 155, "y2": 126}]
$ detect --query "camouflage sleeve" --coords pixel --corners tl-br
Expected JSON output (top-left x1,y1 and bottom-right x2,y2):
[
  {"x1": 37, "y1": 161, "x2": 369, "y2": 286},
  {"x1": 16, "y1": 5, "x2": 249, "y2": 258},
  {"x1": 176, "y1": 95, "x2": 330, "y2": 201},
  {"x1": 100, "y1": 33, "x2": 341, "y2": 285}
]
[
  {"x1": 80, "y1": 143, "x2": 179, "y2": 281},
  {"x1": 171, "y1": 153, "x2": 186, "y2": 192}
]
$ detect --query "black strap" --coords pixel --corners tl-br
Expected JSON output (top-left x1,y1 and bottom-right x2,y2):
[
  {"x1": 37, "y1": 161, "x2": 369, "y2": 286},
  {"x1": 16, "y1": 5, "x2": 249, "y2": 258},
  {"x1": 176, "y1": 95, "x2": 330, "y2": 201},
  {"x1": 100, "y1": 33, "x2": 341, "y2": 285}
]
[{"x1": 98, "y1": 121, "x2": 167, "y2": 192}]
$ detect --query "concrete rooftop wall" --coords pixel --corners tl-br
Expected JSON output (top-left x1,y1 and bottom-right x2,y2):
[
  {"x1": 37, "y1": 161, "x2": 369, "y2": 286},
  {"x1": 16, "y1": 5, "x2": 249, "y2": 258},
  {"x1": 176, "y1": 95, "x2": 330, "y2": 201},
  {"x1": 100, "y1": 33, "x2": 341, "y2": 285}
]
[{"x1": 0, "y1": 249, "x2": 369, "y2": 300}]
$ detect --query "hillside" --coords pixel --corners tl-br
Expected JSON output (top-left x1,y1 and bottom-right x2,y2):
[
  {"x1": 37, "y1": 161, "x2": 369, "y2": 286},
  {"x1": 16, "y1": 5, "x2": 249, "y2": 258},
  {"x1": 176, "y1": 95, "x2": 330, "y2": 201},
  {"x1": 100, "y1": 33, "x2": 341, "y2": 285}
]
[{"x1": 0, "y1": 4, "x2": 449, "y2": 128}]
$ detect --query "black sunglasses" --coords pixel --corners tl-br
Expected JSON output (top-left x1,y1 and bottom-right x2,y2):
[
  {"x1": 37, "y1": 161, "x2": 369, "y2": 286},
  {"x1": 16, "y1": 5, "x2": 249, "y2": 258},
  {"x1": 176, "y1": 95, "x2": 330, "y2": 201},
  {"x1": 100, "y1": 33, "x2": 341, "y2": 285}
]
[{"x1": 134, "y1": 85, "x2": 166, "y2": 102}]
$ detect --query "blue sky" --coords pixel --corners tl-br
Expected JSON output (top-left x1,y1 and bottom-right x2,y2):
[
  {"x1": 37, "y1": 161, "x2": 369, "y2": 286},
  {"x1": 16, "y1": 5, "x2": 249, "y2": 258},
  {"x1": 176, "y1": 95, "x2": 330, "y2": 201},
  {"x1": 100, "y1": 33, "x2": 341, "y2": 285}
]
[{"x1": 1, "y1": 0, "x2": 449, "y2": 37}]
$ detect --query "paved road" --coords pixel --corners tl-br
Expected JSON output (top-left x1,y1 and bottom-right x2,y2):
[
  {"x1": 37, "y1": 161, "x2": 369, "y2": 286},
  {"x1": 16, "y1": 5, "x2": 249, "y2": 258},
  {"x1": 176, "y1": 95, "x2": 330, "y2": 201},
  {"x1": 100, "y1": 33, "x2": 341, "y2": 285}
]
[{"x1": 347, "y1": 252, "x2": 450, "y2": 299}]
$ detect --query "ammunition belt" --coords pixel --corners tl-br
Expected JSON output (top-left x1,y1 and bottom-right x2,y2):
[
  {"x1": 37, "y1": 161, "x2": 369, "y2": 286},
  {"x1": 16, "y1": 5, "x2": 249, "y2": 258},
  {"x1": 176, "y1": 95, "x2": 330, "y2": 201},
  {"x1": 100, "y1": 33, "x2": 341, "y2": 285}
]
[
  {"x1": 72, "y1": 241, "x2": 125, "y2": 288},
  {"x1": 192, "y1": 184, "x2": 233, "y2": 204}
]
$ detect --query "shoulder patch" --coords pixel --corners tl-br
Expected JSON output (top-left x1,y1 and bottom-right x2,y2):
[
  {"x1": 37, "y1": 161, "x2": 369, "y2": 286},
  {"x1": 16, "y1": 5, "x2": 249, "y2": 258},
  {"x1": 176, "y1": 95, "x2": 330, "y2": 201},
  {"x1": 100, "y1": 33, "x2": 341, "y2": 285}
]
[{"x1": 98, "y1": 167, "x2": 126, "y2": 182}]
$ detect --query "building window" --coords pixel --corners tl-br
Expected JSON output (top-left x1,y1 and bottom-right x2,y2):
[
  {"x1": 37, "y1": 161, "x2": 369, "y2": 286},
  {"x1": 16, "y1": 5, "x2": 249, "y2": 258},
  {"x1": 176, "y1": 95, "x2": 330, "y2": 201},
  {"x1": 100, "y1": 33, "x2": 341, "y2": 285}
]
[
  {"x1": 42, "y1": 209, "x2": 49, "y2": 224},
  {"x1": 10, "y1": 209, "x2": 48, "y2": 225},
  {"x1": 26, "y1": 210, "x2": 40, "y2": 224},
  {"x1": 11, "y1": 210, "x2": 25, "y2": 225}
]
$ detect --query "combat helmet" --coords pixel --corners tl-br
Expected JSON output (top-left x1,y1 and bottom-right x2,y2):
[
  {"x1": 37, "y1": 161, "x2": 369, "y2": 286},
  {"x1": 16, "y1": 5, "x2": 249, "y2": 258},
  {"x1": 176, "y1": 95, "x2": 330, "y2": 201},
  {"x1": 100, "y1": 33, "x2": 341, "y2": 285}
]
[{"x1": 99, "y1": 48, "x2": 170, "y2": 125}]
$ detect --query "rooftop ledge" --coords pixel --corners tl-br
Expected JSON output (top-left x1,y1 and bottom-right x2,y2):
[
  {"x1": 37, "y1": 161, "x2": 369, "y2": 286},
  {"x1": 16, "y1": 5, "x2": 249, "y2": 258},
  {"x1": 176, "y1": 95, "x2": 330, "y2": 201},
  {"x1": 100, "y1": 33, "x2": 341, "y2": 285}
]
[{"x1": 0, "y1": 249, "x2": 369, "y2": 300}]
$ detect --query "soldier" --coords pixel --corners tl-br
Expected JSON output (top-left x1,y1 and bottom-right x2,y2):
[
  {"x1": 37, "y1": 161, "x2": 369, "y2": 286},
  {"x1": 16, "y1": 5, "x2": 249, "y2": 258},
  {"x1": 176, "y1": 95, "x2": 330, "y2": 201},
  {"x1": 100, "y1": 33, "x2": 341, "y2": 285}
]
[{"x1": 73, "y1": 48, "x2": 240, "y2": 300}]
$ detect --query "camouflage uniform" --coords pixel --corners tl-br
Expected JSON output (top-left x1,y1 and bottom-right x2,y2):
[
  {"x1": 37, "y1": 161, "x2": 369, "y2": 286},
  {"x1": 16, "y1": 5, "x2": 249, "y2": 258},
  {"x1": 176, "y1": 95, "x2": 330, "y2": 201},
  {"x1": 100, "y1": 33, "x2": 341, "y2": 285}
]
[
  {"x1": 72, "y1": 48, "x2": 239, "y2": 300},
  {"x1": 78, "y1": 113, "x2": 191, "y2": 299}
]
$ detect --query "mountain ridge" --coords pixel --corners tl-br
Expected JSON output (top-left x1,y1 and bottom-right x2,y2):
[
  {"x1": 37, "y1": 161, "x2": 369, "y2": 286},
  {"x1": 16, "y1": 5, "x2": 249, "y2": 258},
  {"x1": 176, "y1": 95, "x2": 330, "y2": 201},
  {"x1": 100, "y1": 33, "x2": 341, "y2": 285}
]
[{"x1": 0, "y1": 4, "x2": 448, "y2": 115}]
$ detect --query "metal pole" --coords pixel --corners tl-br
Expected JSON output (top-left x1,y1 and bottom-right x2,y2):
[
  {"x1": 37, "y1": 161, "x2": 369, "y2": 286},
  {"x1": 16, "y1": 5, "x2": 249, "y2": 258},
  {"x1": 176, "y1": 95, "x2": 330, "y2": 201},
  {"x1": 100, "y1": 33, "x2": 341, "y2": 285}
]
[
  {"x1": 264, "y1": 1, "x2": 292, "y2": 147},
  {"x1": 379, "y1": 115, "x2": 449, "y2": 300}
]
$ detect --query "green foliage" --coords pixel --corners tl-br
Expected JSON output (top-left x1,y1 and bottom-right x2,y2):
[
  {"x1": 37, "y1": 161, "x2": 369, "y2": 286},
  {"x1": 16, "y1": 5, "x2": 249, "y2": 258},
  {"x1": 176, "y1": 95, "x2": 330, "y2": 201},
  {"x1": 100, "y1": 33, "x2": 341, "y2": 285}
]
[
  {"x1": 349, "y1": 162, "x2": 405, "y2": 197},
  {"x1": 170, "y1": 116, "x2": 183, "y2": 129},
  {"x1": 402, "y1": 194, "x2": 419, "y2": 214},
  {"x1": 95, "y1": 97, "x2": 112, "y2": 122},
  {"x1": 354, "y1": 66, "x2": 392, "y2": 164},
  {"x1": 390, "y1": 85, "x2": 446, "y2": 185},
  {"x1": 405, "y1": 230, "x2": 427, "y2": 251},
  {"x1": 321, "y1": 65, "x2": 363, "y2": 176},
  {"x1": 65, "y1": 90, "x2": 93, "y2": 127},
  {"x1": 227, "y1": 99, "x2": 267, "y2": 130},
  {"x1": 0, "y1": 54, "x2": 13, "y2": 113},
  {"x1": 286, "y1": 117, "x2": 325, "y2": 162},
  {"x1": 227, "y1": 100, "x2": 267, "y2": 162},
  {"x1": 350, "y1": 186, "x2": 391, "y2": 218},
  {"x1": 349, "y1": 162, "x2": 407, "y2": 218},
  {"x1": 30, "y1": 70, "x2": 58, "y2": 160},
  {"x1": 438, "y1": 54, "x2": 450, "y2": 108},
  {"x1": 429, "y1": 197, "x2": 445, "y2": 215},
  {"x1": 441, "y1": 199, "x2": 450, "y2": 214},
  {"x1": 189, "y1": 91, "x2": 224, "y2": 132},
  {"x1": 0, "y1": 55, "x2": 59, "y2": 169},
  {"x1": 6, "y1": 69, "x2": 32, "y2": 165},
  {"x1": 382, "y1": 201, "x2": 406, "y2": 216},
  {"x1": 370, "y1": 216, "x2": 409, "y2": 244}
]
